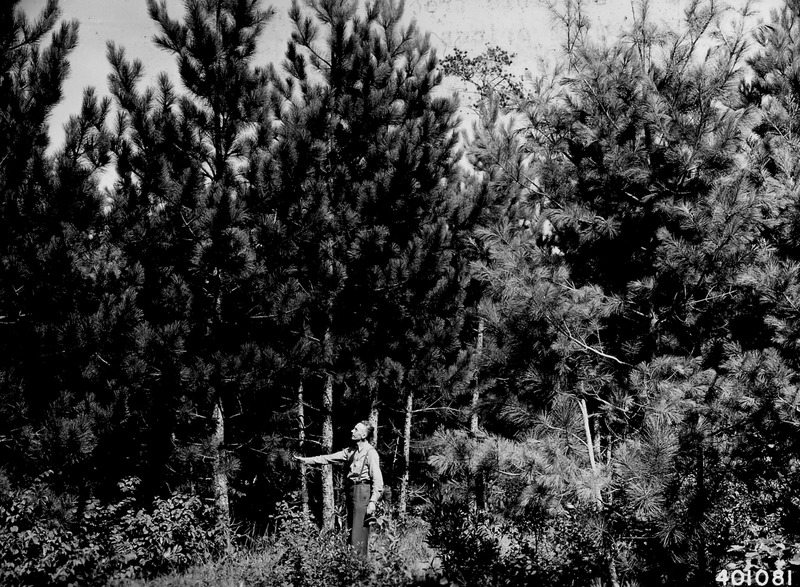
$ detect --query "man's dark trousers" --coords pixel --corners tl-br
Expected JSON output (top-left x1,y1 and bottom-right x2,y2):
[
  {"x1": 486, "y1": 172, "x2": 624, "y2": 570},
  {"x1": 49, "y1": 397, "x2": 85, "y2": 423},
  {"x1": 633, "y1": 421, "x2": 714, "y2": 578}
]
[{"x1": 347, "y1": 483, "x2": 371, "y2": 556}]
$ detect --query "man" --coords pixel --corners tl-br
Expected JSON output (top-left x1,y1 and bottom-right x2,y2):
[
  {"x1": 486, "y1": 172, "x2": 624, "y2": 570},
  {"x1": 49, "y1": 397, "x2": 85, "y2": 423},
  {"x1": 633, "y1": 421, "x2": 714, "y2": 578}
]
[{"x1": 295, "y1": 420, "x2": 384, "y2": 556}]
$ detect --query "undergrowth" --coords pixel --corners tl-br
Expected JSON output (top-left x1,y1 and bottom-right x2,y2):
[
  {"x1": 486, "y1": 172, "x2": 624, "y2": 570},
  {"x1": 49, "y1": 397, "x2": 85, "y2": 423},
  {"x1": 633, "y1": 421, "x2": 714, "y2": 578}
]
[
  {"x1": 117, "y1": 502, "x2": 443, "y2": 587},
  {"x1": 1, "y1": 472, "x2": 445, "y2": 587}
]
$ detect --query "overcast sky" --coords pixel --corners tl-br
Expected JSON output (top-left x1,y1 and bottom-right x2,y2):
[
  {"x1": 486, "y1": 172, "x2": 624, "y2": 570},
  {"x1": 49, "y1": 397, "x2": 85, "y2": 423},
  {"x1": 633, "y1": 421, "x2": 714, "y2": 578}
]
[
  {"x1": 19, "y1": 0, "x2": 293, "y2": 149},
  {"x1": 18, "y1": 0, "x2": 782, "y2": 151}
]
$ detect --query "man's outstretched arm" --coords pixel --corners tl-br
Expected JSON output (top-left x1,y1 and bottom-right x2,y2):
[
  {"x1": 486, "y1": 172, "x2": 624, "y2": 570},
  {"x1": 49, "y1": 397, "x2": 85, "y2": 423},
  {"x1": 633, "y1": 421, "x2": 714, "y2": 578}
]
[{"x1": 295, "y1": 449, "x2": 350, "y2": 465}]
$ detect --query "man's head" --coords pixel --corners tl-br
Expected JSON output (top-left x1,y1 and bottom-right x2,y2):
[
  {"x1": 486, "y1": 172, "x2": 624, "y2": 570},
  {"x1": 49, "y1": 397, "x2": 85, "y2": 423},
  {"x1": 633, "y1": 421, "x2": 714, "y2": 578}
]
[{"x1": 351, "y1": 420, "x2": 372, "y2": 442}]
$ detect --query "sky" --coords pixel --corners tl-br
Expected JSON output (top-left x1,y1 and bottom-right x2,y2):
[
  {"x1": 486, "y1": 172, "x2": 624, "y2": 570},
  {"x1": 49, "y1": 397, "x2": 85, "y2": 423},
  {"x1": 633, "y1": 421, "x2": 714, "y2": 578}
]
[{"x1": 18, "y1": 0, "x2": 783, "y2": 151}]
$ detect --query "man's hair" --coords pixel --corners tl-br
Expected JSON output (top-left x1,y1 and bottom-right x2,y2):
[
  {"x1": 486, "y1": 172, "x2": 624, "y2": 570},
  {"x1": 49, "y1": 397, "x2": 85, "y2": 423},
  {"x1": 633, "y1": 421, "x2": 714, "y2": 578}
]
[{"x1": 359, "y1": 420, "x2": 374, "y2": 441}]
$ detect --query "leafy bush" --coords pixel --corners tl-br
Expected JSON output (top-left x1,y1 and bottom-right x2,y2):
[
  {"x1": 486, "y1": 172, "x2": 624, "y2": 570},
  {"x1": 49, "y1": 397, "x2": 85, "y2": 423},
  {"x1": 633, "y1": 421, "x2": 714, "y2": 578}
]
[
  {"x1": 262, "y1": 501, "x2": 413, "y2": 587},
  {"x1": 722, "y1": 538, "x2": 800, "y2": 576},
  {"x1": 99, "y1": 478, "x2": 222, "y2": 581},
  {"x1": 427, "y1": 500, "x2": 603, "y2": 587},
  {"x1": 426, "y1": 503, "x2": 503, "y2": 586},
  {"x1": 0, "y1": 473, "x2": 221, "y2": 586},
  {"x1": 0, "y1": 471, "x2": 107, "y2": 585}
]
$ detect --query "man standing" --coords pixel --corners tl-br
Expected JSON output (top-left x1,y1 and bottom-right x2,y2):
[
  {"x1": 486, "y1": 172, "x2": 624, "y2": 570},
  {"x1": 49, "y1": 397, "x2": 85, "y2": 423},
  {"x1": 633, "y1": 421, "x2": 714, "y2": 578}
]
[{"x1": 295, "y1": 420, "x2": 384, "y2": 556}]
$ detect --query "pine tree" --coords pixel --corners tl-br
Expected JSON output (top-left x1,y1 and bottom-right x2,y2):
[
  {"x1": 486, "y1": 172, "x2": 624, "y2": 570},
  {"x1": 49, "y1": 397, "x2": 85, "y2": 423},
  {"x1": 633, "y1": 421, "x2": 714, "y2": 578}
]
[
  {"x1": 0, "y1": 2, "x2": 79, "y2": 447},
  {"x1": 732, "y1": 0, "x2": 800, "y2": 544},
  {"x1": 430, "y1": 1, "x2": 787, "y2": 584},
  {"x1": 438, "y1": 49, "x2": 531, "y2": 443},
  {"x1": 0, "y1": 0, "x2": 115, "y2": 502},
  {"x1": 103, "y1": 0, "x2": 277, "y2": 542},
  {"x1": 265, "y1": 0, "x2": 485, "y2": 525}
]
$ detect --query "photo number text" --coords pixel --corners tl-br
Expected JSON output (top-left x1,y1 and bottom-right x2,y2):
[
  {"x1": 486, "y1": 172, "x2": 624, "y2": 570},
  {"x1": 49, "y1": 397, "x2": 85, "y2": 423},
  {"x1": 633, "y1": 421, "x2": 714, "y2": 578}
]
[{"x1": 716, "y1": 569, "x2": 793, "y2": 586}]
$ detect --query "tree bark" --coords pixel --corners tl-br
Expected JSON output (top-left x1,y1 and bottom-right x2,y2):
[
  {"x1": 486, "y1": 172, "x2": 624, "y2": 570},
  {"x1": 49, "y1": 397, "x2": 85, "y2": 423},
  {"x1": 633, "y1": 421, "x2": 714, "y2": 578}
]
[
  {"x1": 470, "y1": 317, "x2": 485, "y2": 434},
  {"x1": 696, "y1": 442, "x2": 708, "y2": 585},
  {"x1": 321, "y1": 373, "x2": 335, "y2": 530},
  {"x1": 211, "y1": 399, "x2": 231, "y2": 549},
  {"x1": 298, "y1": 380, "x2": 309, "y2": 518},
  {"x1": 369, "y1": 380, "x2": 379, "y2": 448},
  {"x1": 578, "y1": 398, "x2": 597, "y2": 473},
  {"x1": 398, "y1": 386, "x2": 413, "y2": 519},
  {"x1": 467, "y1": 318, "x2": 486, "y2": 509},
  {"x1": 578, "y1": 396, "x2": 619, "y2": 587},
  {"x1": 607, "y1": 554, "x2": 621, "y2": 587}
]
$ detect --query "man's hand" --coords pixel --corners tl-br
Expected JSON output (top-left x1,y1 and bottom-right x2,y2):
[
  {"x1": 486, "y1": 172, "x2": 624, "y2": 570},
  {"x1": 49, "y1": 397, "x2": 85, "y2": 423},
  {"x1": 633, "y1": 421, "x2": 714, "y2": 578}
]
[{"x1": 366, "y1": 501, "x2": 376, "y2": 515}]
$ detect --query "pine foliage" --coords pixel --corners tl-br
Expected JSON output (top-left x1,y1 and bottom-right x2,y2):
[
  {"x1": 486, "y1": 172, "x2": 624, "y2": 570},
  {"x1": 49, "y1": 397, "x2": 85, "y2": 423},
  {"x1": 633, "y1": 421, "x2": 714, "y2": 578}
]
[
  {"x1": 429, "y1": 1, "x2": 800, "y2": 585},
  {"x1": 265, "y1": 0, "x2": 477, "y2": 450}
]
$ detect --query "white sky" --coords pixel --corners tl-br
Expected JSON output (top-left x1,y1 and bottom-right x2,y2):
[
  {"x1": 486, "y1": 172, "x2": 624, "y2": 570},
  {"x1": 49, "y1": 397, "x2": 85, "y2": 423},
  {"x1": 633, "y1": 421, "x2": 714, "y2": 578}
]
[{"x1": 18, "y1": 0, "x2": 783, "y2": 151}]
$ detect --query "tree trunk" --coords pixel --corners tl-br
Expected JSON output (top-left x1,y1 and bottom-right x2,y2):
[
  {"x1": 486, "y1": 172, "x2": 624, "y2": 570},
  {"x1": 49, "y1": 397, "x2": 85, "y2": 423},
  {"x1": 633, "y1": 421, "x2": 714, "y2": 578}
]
[
  {"x1": 593, "y1": 405, "x2": 602, "y2": 466},
  {"x1": 607, "y1": 554, "x2": 621, "y2": 587},
  {"x1": 298, "y1": 380, "x2": 309, "y2": 518},
  {"x1": 469, "y1": 318, "x2": 487, "y2": 510},
  {"x1": 696, "y1": 442, "x2": 708, "y2": 585},
  {"x1": 369, "y1": 380, "x2": 379, "y2": 447},
  {"x1": 578, "y1": 396, "x2": 619, "y2": 587},
  {"x1": 398, "y1": 386, "x2": 413, "y2": 519},
  {"x1": 470, "y1": 317, "x2": 485, "y2": 434},
  {"x1": 321, "y1": 373, "x2": 335, "y2": 530},
  {"x1": 578, "y1": 398, "x2": 597, "y2": 473},
  {"x1": 211, "y1": 399, "x2": 231, "y2": 549}
]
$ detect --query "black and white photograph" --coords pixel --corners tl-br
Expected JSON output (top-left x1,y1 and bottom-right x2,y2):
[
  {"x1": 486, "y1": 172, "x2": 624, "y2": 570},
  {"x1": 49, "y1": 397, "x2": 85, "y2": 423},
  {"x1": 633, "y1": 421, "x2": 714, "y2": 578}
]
[{"x1": 2, "y1": 0, "x2": 799, "y2": 585}]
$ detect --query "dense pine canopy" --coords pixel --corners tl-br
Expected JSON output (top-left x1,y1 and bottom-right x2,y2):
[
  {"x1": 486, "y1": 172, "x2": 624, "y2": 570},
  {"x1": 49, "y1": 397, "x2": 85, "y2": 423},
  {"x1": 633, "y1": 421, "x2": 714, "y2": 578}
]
[{"x1": 3, "y1": 0, "x2": 800, "y2": 585}]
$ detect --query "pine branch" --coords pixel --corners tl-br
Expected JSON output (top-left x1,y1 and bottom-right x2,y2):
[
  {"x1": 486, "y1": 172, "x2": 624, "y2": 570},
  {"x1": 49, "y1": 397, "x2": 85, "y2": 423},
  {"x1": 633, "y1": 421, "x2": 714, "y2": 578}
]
[
  {"x1": 560, "y1": 322, "x2": 632, "y2": 367},
  {"x1": 498, "y1": 469, "x2": 523, "y2": 477},
  {"x1": 94, "y1": 353, "x2": 110, "y2": 366},
  {"x1": 536, "y1": 416, "x2": 589, "y2": 449},
  {"x1": 249, "y1": 308, "x2": 301, "y2": 319},
  {"x1": 686, "y1": 289, "x2": 735, "y2": 307},
  {"x1": 412, "y1": 406, "x2": 462, "y2": 414}
]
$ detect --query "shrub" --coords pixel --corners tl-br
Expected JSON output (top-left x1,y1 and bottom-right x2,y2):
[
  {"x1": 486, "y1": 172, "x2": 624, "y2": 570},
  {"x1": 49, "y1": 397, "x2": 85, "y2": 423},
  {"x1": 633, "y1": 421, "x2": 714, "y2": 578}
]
[
  {"x1": 264, "y1": 501, "x2": 413, "y2": 587},
  {"x1": 100, "y1": 478, "x2": 222, "y2": 582},
  {"x1": 426, "y1": 500, "x2": 603, "y2": 587},
  {"x1": 0, "y1": 471, "x2": 107, "y2": 586},
  {"x1": 426, "y1": 503, "x2": 503, "y2": 586},
  {"x1": 721, "y1": 538, "x2": 800, "y2": 578},
  {"x1": 0, "y1": 473, "x2": 221, "y2": 586}
]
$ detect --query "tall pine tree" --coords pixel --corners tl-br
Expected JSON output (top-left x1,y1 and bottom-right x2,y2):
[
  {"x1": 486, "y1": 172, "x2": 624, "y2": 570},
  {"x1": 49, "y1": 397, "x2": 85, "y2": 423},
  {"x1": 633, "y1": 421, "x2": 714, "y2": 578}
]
[
  {"x1": 104, "y1": 0, "x2": 276, "y2": 541},
  {"x1": 0, "y1": 0, "x2": 115, "y2": 507},
  {"x1": 266, "y1": 0, "x2": 484, "y2": 525}
]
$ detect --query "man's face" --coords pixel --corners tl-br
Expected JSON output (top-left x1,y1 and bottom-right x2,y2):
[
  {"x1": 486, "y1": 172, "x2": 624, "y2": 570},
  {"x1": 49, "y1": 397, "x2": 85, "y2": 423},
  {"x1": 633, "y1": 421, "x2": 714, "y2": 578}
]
[{"x1": 351, "y1": 423, "x2": 367, "y2": 441}]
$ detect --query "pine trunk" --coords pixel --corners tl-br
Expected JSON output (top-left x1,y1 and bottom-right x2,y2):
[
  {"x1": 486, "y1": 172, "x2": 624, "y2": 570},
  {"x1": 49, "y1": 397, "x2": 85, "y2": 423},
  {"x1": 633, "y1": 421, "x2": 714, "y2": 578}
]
[
  {"x1": 469, "y1": 318, "x2": 486, "y2": 510},
  {"x1": 298, "y1": 380, "x2": 309, "y2": 518},
  {"x1": 369, "y1": 381, "x2": 379, "y2": 448},
  {"x1": 321, "y1": 373, "x2": 335, "y2": 530},
  {"x1": 470, "y1": 317, "x2": 485, "y2": 434},
  {"x1": 398, "y1": 386, "x2": 413, "y2": 519},
  {"x1": 607, "y1": 555, "x2": 621, "y2": 587},
  {"x1": 579, "y1": 396, "x2": 619, "y2": 587},
  {"x1": 211, "y1": 399, "x2": 231, "y2": 548},
  {"x1": 593, "y1": 407, "x2": 602, "y2": 467},
  {"x1": 696, "y1": 443, "x2": 708, "y2": 584}
]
